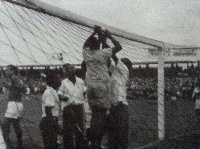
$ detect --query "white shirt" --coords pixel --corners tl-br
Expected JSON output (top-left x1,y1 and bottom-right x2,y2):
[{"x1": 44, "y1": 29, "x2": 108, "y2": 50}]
[
  {"x1": 111, "y1": 60, "x2": 129, "y2": 105},
  {"x1": 5, "y1": 101, "x2": 23, "y2": 119},
  {"x1": 42, "y1": 86, "x2": 60, "y2": 117},
  {"x1": 58, "y1": 77, "x2": 87, "y2": 111},
  {"x1": 83, "y1": 47, "x2": 112, "y2": 81}
]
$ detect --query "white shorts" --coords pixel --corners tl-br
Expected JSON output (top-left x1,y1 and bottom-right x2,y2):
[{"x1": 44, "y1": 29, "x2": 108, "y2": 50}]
[{"x1": 5, "y1": 101, "x2": 23, "y2": 119}]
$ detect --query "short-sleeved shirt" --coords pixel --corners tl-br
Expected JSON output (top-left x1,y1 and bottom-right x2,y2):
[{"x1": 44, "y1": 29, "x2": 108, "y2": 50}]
[
  {"x1": 4, "y1": 76, "x2": 24, "y2": 119},
  {"x1": 5, "y1": 101, "x2": 23, "y2": 119},
  {"x1": 83, "y1": 47, "x2": 112, "y2": 82},
  {"x1": 42, "y1": 86, "x2": 60, "y2": 117},
  {"x1": 111, "y1": 60, "x2": 129, "y2": 105},
  {"x1": 58, "y1": 77, "x2": 87, "y2": 111}
]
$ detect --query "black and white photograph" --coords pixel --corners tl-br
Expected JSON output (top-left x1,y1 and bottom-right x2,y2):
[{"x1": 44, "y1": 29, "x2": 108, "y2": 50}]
[{"x1": 0, "y1": 0, "x2": 200, "y2": 148}]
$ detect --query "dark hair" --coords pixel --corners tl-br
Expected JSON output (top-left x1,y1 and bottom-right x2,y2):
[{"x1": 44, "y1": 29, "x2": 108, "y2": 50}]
[
  {"x1": 46, "y1": 73, "x2": 61, "y2": 90},
  {"x1": 7, "y1": 65, "x2": 18, "y2": 75},
  {"x1": 87, "y1": 37, "x2": 100, "y2": 50},
  {"x1": 63, "y1": 63, "x2": 75, "y2": 72},
  {"x1": 121, "y1": 58, "x2": 132, "y2": 71},
  {"x1": 63, "y1": 63, "x2": 71, "y2": 71}
]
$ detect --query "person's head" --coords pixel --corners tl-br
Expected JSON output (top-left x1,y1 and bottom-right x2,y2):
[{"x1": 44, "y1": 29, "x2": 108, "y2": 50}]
[
  {"x1": 6, "y1": 65, "x2": 18, "y2": 77},
  {"x1": 94, "y1": 25, "x2": 107, "y2": 43},
  {"x1": 87, "y1": 37, "x2": 100, "y2": 50},
  {"x1": 46, "y1": 73, "x2": 61, "y2": 90},
  {"x1": 121, "y1": 58, "x2": 132, "y2": 72},
  {"x1": 98, "y1": 31, "x2": 107, "y2": 43},
  {"x1": 63, "y1": 63, "x2": 76, "y2": 78}
]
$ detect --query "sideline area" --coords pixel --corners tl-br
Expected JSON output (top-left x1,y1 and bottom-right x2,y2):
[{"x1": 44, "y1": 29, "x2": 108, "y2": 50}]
[{"x1": 150, "y1": 134, "x2": 200, "y2": 149}]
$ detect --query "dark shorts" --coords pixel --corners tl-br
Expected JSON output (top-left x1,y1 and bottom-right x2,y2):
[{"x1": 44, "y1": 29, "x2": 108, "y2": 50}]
[
  {"x1": 40, "y1": 117, "x2": 58, "y2": 149},
  {"x1": 89, "y1": 106, "x2": 108, "y2": 141},
  {"x1": 108, "y1": 102, "x2": 129, "y2": 149}
]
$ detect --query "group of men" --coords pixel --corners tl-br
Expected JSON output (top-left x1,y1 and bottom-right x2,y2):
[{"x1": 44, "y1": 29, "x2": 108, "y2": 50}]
[
  {"x1": 82, "y1": 26, "x2": 132, "y2": 149},
  {"x1": 1, "y1": 25, "x2": 132, "y2": 149}
]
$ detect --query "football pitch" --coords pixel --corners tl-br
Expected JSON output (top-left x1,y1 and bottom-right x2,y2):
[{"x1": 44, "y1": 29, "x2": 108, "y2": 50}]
[
  {"x1": 2, "y1": 94, "x2": 196, "y2": 149},
  {"x1": 0, "y1": 94, "x2": 158, "y2": 149}
]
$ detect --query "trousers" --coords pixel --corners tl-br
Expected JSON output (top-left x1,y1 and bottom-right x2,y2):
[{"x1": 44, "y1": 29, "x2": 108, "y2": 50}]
[{"x1": 1, "y1": 117, "x2": 22, "y2": 148}]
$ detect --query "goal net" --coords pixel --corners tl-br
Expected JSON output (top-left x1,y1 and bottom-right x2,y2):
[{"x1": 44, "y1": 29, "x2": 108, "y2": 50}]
[{"x1": 0, "y1": 0, "x2": 199, "y2": 148}]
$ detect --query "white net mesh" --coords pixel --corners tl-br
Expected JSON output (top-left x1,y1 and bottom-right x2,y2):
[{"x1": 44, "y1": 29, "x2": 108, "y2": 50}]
[{"x1": 0, "y1": 0, "x2": 200, "y2": 148}]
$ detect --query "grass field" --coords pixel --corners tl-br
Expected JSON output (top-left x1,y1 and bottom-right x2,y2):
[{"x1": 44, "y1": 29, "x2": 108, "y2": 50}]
[
  {"x1": 0, "y1": 94, "x2": 43, "y2": 149},
  {"x1": 0, "y1": 94, "x2": 198, "y2": 149}
]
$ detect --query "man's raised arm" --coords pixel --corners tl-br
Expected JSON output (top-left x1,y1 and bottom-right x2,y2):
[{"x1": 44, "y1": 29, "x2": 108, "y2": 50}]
[{"x1": 105, "y1": 30, "x2": 122, "y2": 54}]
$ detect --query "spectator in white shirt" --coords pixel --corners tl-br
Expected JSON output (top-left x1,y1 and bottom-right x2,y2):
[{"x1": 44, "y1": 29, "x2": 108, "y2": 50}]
[
  {"x1": 40, "y1": 73, "x2": 61, "y2": 149},
  {"x1": 1, "y1": 65, "x2": 26, "y2": 149},
  {"x1": 58, "y1": 63, "x2": 87, "y2": 149},
  {"x1": 108, "y1": 57, "x2": 132, "y2": 149}
]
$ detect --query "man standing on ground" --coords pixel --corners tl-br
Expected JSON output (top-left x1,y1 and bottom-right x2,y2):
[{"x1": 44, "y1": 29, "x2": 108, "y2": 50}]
[
  {"x1": 1, "y1": 65, "x2": 26, "y2": 149},
  {"x1": 108, "y1": 57, "x2": 132, "y2": 149},
  {"x1": 58, "y1": 63, "x2": 87, "y2": 149}
]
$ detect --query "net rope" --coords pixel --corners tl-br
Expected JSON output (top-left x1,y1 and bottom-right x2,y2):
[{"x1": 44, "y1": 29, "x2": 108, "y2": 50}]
[{"x1": 0, "y1": 0, "x2": 198, "y2": 148}]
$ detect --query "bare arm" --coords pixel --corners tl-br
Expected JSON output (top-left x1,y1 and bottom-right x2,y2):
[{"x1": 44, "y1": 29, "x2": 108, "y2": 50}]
[
  {"x1": 83, "y1": 25, "x2": 106, "y2": 49},
  {"x1": 45, "y1": 106, "x2": 53, "y2": 118},
  {"x1": 102, "y1": 42, "x2": 110, "y2": 49},
  {"x1": 58, "y1": 94, "x2": 69, "y2": 102},
  {"x1": 105, "y1": 30, "x2": 122, "y2": 54},
  {"x1": 83, "y1": 32, "x2": 96, "y2": 49},
  {"x1": 102, "y1": 39, "x2": 119, "y2": 64}
]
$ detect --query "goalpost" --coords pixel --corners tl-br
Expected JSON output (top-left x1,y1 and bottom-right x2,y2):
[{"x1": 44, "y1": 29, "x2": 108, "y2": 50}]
[
  {"x1": 157, "y1": 48, "x2": 165, "y2": 141},
  {"x1": 0, "y1": 0, "x2": 199, "y2": 148},
  {"x1": 24, "y1": 0, "x2": 167, "y2": 141}
]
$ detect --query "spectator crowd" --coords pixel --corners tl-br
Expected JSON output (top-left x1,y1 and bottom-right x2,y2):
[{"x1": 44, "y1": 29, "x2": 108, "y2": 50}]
[
  {"x1": 0, "y1": 62, "x2": 198, "y2": 101},
  {"x1": 128, "y1": 63, "x2": 198, "y2": 100}
]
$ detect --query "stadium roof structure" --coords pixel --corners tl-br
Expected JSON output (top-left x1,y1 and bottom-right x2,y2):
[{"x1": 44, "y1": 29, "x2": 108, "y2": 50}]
[{"x1": 0, "y1": 0, "x2": 200, "y2": 67}]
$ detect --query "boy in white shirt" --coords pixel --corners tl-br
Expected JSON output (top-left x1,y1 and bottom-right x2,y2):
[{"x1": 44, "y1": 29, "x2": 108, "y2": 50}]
[{"x1": 40, "y1": 73, "x2": 61, "y2": 149}]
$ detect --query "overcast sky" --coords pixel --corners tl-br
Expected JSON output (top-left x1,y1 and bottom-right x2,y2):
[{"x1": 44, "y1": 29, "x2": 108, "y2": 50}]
[{"x1": 41, "y1": 0, "x2": 200, "y2": 47}]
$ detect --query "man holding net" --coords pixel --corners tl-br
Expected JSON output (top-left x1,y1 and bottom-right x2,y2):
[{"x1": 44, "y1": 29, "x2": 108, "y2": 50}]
[
  {"x1": 108, "y1": 56, "x2": 132, "y2": 149},
  {"x1": 1, "y1": 65, "x2": 26, "y2": 149},
  {"x1": 82, "y1": 26, "x2": 122, "y2": 148}
]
